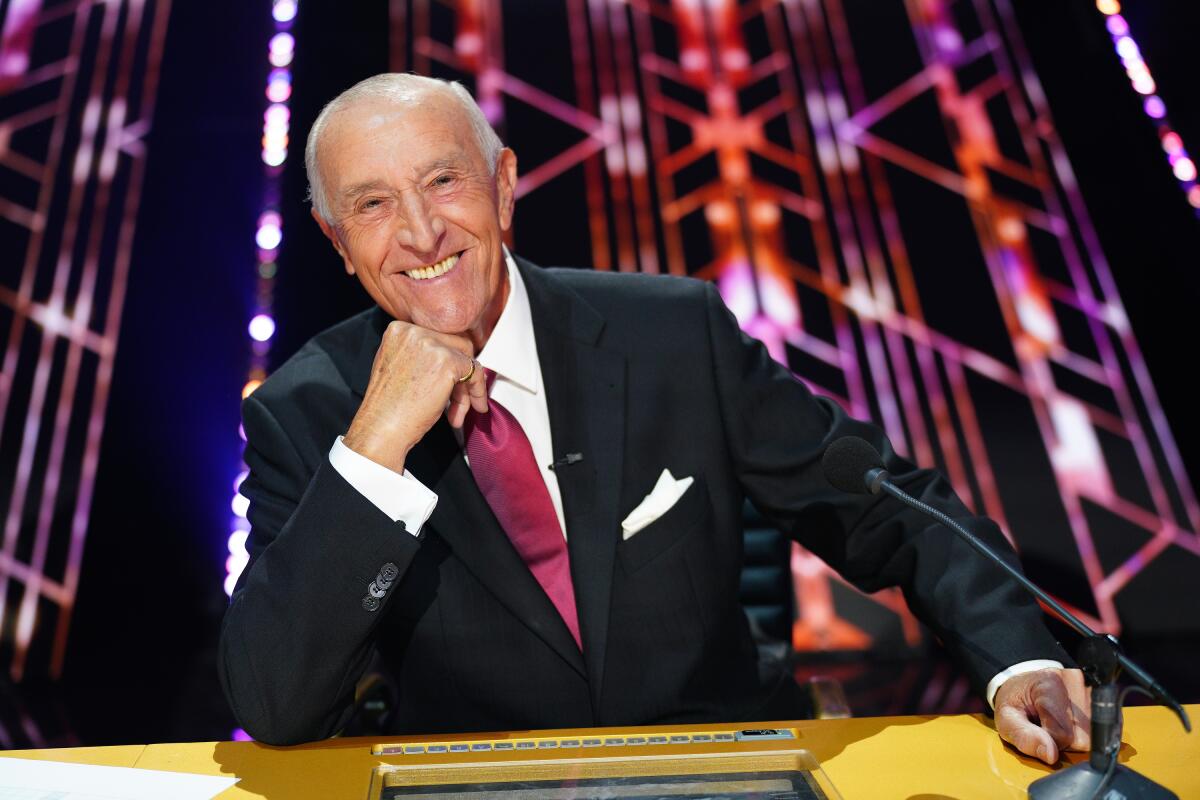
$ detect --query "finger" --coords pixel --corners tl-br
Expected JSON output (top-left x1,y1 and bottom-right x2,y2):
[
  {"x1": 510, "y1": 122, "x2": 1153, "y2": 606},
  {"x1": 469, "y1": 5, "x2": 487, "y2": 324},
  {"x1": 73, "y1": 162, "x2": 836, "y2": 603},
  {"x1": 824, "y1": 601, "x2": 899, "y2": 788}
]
[
  {"x1": 446, "y1": 389, "x2": 472, "y2": 428},
  {"x1": 464, "y1": 359, "x2": 488, "y2": 413},
  {"x1": 996, "y1": 703, "x2": 1059, "y2": 764},
  {"x1": 1063, "y1": 669, "x2": 1092, "y2": 751},
  {"x1": 1030, "y1": 674, "x2": 1077, "y2": 753}
]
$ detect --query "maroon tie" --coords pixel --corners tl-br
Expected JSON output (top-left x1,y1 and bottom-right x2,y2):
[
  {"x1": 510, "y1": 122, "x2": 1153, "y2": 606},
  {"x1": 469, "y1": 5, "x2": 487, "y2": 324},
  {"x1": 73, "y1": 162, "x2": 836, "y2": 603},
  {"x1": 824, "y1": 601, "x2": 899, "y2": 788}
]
[{"x1": 463, "y1": 370, "x2": 581, "y2": 650}]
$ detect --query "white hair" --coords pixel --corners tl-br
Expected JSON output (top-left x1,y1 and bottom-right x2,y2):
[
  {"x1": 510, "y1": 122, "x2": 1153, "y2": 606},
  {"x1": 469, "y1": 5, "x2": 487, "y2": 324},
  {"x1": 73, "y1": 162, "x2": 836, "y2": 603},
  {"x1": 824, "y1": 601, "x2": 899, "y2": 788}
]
[{"x1": 304, "y1": 73, "x2": 504, "y2": 222}]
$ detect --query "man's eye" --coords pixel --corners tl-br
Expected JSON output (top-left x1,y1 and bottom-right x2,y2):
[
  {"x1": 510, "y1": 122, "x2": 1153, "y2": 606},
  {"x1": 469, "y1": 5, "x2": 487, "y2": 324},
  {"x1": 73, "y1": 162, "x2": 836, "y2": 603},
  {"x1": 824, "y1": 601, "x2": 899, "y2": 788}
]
[
  {"x1": 432, "y1": 174, "x2": 456, "y2": 187},
  {"x1": 359, "y1": 198, "x2": 385, "y2": 211}
]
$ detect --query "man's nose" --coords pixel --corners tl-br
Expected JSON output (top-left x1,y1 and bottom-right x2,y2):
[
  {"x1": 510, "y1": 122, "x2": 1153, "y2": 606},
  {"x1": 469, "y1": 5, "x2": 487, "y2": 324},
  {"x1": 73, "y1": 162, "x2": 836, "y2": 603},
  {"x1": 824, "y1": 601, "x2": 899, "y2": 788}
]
[{"x1": 394, "y1": 192, "x2": 444, "y2": 255}]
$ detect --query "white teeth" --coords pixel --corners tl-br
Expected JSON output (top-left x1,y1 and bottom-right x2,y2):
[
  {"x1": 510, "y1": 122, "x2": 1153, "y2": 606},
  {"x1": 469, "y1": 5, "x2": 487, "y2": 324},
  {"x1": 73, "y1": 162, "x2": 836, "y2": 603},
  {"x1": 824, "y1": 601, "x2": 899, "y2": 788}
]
[{"x1": 406, "y1": 253, "x2": 460, "y2": 281}]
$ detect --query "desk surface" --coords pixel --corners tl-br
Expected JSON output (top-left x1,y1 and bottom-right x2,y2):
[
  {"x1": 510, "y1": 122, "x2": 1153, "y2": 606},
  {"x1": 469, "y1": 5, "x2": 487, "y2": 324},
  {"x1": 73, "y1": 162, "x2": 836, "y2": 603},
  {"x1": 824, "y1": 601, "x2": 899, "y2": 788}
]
[{"x1": 3, "y1": 705, "x2": 1197, "y2": 799}]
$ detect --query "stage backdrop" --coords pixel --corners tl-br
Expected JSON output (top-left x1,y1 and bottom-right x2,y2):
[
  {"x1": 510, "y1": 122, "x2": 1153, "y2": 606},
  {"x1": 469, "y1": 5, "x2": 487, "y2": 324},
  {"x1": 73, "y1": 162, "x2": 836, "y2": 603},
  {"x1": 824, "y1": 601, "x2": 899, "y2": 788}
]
[
  {"x1": 0, "y1": 0, "x2": 171, "y2": 682},
  {"x1": 361, "y1": 0, "x2": 1198, "y2": 656}
]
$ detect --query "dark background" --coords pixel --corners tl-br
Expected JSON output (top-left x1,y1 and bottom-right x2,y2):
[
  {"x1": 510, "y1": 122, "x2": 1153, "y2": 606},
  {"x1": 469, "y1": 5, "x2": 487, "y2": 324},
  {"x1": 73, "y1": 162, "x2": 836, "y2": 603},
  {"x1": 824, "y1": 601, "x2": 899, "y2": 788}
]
[{"x1": 27, "y1": 1, "x2": 1199, "y2": 745}]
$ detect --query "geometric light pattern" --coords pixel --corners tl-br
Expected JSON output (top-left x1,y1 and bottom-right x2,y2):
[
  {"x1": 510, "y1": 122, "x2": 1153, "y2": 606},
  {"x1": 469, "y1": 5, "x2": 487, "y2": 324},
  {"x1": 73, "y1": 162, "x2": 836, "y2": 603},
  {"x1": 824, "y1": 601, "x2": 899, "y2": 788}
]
[
  {"x1": 0, "y1": 0, "x2": 172, "y2": 681},
  {"x1": 387, "y1": 0, "x2": 1197, "y2": 658}
]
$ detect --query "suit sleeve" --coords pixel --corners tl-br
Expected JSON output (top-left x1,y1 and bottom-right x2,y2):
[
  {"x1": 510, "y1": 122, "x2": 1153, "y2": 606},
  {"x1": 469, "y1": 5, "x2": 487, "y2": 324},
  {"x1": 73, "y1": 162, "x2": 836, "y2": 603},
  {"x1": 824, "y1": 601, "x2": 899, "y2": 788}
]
[
  {"x1": 218, "y1": 393, "x2": 422, "y2": 745},
  {"x1": 701, "y1": 283, "x2": 1069, "y2": 697}
]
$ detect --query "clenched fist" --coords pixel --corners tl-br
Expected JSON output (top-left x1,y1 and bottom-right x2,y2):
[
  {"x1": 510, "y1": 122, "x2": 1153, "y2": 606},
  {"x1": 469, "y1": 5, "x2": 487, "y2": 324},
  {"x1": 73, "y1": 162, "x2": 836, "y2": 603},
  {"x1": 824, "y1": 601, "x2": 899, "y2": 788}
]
[
  {"x1": 342, "y1": 321, "x2": 489, "y2": 473},
  {"x1": 995, "y1": 667, "x2": 1091, "y2": 764}
]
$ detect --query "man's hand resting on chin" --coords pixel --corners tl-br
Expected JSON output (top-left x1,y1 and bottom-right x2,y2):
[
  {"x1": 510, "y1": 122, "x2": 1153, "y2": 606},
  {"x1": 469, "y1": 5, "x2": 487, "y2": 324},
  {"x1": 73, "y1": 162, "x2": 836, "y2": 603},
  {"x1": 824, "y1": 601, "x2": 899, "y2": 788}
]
[
  {"x1": 994, "y1": 667, "x2": 1091, "y2": 764},
  {"x1": 342, "y1": 320, "x2": 490, "y2": 473}
]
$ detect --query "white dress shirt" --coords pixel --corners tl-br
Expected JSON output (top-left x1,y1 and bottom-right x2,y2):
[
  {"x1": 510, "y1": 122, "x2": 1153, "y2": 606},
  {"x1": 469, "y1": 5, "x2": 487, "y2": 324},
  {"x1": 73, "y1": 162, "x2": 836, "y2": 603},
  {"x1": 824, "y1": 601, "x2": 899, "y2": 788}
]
[
  {"x1": 326, "y1": 247, "x2": 1059, "y2": 707},
  {"x1": 329, "y1": 247, "x2": 565, "y2": 538}
]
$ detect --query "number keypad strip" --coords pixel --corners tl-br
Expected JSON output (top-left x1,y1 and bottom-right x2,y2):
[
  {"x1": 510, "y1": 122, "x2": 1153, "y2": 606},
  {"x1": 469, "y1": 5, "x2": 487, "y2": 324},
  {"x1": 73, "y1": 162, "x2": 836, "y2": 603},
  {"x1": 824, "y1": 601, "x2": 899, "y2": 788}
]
[{"x1": 375, "y1": 728, "x2": 796, "y2": 756}]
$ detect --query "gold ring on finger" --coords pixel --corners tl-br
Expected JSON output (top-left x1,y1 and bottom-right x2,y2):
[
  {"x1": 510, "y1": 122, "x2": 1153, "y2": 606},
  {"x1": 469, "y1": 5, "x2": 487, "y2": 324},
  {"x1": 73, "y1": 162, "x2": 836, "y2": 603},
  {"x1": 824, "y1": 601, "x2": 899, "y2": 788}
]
[{"x1": 456, "y1": 358, "x2": 477, "y2": 385}]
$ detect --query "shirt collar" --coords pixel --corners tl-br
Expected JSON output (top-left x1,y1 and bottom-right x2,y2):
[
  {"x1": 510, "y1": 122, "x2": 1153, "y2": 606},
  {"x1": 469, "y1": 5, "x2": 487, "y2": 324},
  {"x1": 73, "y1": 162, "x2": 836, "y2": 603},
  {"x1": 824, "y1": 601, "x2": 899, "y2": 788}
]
[{"x1": 476, "y1": 246, "x2": 540, "y2": 396}]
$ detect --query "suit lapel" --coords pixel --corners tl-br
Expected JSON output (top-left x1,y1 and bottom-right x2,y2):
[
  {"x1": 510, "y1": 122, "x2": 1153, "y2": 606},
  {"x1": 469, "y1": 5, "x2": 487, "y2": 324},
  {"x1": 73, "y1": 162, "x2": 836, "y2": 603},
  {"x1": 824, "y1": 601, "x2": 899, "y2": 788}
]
[
  {"x1": 519, "y1": 257, "x2": 626, "y2": 710},
  {"x1": 348, "y1": 308, "x2": 587, "y2": 678}
]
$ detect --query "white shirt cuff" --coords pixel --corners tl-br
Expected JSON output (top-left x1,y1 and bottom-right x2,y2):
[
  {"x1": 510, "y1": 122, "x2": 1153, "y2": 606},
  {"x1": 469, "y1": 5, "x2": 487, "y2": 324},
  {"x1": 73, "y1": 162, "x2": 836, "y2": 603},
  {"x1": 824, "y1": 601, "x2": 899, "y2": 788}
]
[
  {"x1": 328, "y1": 436, "x2": 437, "y2": 537},
  {"x1": 986, "y1": 659, "x2": 1065, "y2": 709}
]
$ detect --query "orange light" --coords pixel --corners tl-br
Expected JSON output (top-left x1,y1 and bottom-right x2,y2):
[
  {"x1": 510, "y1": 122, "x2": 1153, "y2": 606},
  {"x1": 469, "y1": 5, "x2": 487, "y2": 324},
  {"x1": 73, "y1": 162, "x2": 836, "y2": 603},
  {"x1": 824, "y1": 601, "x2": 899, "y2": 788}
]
[
  {"x1": 242, "y1": 379, "x2": 262, "y2": 398},
  {"x1": 1095, "y1": 0, "x2": 1120, "y2": 15}
]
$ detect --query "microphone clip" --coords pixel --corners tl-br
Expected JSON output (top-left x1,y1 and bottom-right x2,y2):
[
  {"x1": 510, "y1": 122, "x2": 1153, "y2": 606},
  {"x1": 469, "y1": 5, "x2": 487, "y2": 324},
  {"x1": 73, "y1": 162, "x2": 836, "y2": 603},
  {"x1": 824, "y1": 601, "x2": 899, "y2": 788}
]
[
  {"x1": 864, "y1": 467, "x2": 890, "y2": 495},
  {"x1": 549, "y1": 452, "x2": 583, "y2": 471}
]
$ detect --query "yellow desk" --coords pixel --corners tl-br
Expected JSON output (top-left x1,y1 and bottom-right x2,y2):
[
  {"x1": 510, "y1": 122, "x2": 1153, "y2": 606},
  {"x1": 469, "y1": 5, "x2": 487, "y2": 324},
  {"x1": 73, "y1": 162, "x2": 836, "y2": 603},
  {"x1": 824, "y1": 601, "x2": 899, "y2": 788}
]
[{"x1": 4, "y1": 705, "x2": 1197, "y2": 799}]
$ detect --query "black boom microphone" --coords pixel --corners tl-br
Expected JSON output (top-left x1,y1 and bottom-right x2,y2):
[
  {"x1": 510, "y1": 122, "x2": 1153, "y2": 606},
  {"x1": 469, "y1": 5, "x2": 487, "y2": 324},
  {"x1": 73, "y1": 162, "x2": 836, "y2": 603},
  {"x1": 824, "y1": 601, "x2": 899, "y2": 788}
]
[{"x1": 820, "y1": 436, "x2": 1191, "y2": 800}]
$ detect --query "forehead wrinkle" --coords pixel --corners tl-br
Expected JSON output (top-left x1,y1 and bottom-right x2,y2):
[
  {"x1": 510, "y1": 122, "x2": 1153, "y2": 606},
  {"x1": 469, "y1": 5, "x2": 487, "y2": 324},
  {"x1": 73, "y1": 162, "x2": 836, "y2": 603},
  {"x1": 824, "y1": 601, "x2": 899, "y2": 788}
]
[{"x1": 322, "y1": 99, "x2": 482, "y2": 204}]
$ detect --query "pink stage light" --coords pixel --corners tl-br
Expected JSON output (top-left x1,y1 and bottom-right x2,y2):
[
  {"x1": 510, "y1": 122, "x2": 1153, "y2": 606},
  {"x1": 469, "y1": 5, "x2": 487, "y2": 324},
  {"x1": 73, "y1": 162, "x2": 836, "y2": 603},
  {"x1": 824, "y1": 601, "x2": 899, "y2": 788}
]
[
  {"x1": 1143, "y1": 96, "x2": 1166, "y2": 119},
  {"x1": 266, "y1": 74, "x2": 292, "y2": 103},
  {"x1": 255, "y1": 223, "x2": 282, "y2": 251},
  {"x1": 1130, "y1": 76, "x2": 1156, "y2": 96},
  {"x1": 265, "y1": 103, "x2": 290, "y2": 126},
  {"x1": 1162, "y1": 133, "x2": 1183, "y2": 154},
  {"x1": 248, "y1": 314, "x2": 276, "y2": 342},
  {"x1": 1173, "y1": 158, "x2": 1197, "y2": 183},
  {"x1": 269, "y1": 32, "x2": 295, "y2": 67},
  {"x1": 231, "y1": 493, "x2": 250, "y2": 518},
  {"x1": 1105, "y1": 15, "x2": 1128, "y2": 36}
]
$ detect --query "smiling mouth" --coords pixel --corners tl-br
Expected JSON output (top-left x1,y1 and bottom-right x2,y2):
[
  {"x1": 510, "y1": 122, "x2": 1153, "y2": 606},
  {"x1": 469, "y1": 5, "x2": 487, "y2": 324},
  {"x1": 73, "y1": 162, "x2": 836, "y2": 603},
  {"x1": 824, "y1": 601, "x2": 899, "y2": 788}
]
[{"x1": 404, "y1": 252, "x2": 461, "y2": 281}]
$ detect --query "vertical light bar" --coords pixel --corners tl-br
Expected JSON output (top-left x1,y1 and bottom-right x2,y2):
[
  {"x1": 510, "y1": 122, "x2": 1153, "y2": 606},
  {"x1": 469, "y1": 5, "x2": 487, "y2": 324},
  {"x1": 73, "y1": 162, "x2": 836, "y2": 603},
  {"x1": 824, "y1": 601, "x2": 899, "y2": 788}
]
[
  {"x1": 1096, "y1": 1, "x2": 1199, "y2": 215},
  {"x1": 226, "y1": 0, "x2": 297, "y2": 598}
]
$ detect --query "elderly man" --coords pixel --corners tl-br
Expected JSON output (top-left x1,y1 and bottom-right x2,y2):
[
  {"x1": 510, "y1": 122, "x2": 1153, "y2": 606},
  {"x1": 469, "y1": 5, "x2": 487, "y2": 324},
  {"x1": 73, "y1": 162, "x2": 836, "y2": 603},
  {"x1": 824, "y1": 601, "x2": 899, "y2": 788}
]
[{"x1": 219, "y1": 73, "x2": 1090, "y2": 762}]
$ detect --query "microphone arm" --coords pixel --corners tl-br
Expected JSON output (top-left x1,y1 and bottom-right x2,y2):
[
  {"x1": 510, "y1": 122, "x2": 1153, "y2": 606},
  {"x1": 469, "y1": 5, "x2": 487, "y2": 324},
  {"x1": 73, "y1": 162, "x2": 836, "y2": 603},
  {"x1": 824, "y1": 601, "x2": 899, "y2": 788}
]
[{"x1": 873, "y1": 476, "x2": 1191, "y2": 733}]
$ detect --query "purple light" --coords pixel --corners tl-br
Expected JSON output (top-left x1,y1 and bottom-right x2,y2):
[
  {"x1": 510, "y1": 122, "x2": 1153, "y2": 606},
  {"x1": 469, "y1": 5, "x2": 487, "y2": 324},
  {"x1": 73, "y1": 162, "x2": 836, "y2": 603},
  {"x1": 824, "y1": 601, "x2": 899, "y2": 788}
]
[
  {"x1": 1131, "y1": 75, "x2": 1156, "y2": 96},
  {"x1": 262, "y1": 129, "x2": 288, "y2": 150},
  {"x1": 1105, "y1": 14, "x2": 1129, "y2": 36},
  {"x1": 265, "y1": 103, "x2": 290, "y2": 126},
  {"x1": 269, "y1": 32, "x2": 294, "y2": 67},
  {"x1": 1174, "y1": 158, "x2": 1197, "y2": 183},
  {"x1": 272, "y1": 0, "x2": 297, "y2": 23},
  {"x1": 255, "y1": 223, "x2": 282, "y2": 250},
  {"x1": 231, "y1": 493, "x2": 250, "y2": 517},
  {"x1": 262, "y1": 148, "x2": 287, "y2": 167},
  {"x1": 266, "y1": 71, "x2": 292, "y2": 103},
  {"x1": 228, "y1": 529, "x2": 249, "y2": 554},
  {"x1": 232, "y1": 728, "x2": 253, "y2": 742},
  {"x1": 1143, "y1": 95, "x2": 1166, "y2": 119},
  {"x1": 266, "y1": 82, "x2": 291, "y2": 103},
  {"x1": 248, "y1": 313, "x2": 276, "y2": 342},
  {"x1": 1115, "y1": 36, "x2": 1139, "y2": 61}
]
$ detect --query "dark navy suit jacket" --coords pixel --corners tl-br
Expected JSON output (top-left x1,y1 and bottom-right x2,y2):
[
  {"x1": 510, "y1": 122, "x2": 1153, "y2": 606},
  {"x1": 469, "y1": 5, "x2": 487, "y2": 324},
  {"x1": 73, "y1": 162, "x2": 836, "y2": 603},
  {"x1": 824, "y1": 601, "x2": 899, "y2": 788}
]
[{"x1": 219, "y1": 256, "x2": 1067, "y2": 745}]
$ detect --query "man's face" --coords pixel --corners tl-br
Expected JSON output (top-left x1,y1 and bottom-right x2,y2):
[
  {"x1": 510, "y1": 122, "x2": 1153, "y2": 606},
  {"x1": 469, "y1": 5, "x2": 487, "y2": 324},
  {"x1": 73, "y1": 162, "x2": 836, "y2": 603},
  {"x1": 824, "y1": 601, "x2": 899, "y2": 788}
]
[{"x1": 314, "y1": 93, "x2": 517, "y2": 347}]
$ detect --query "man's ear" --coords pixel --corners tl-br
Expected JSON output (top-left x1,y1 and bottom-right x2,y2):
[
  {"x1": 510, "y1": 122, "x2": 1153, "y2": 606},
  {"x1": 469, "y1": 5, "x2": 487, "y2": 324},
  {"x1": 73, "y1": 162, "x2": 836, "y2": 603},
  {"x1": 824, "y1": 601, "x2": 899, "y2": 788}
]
[
  {"x1": 312, "y1": 207, "x2": 355, "y2": 275},
  {"x1": 495, "y1": 148, "x2": 518, "y2": 232}
]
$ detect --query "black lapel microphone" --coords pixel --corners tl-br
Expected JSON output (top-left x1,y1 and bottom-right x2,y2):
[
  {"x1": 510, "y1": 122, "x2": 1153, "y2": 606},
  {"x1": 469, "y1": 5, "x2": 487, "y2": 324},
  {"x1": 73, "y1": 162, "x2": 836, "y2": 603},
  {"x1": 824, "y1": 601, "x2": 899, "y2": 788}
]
[
  {"x1": 548, "y1": 452, "x2": 583, "y2": 471},
  {"x1": 821, "y1": 436, "x2": 1189, "y2": 800}
]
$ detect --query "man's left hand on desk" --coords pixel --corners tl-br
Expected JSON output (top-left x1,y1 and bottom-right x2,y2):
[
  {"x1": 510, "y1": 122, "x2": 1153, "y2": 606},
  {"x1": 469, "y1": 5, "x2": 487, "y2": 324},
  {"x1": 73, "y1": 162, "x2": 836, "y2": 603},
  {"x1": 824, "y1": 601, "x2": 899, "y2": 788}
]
[{"x1": 994, "y1": 667, "x2": 1091, "y2": 764}]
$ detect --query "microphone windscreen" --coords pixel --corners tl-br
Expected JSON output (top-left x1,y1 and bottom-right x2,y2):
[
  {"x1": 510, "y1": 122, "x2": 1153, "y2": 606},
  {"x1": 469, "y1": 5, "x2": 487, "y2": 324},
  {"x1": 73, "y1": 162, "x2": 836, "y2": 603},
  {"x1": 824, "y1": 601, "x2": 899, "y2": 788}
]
[{"x1": 822, "y1": 437, "x2": 886, "y2": 494}]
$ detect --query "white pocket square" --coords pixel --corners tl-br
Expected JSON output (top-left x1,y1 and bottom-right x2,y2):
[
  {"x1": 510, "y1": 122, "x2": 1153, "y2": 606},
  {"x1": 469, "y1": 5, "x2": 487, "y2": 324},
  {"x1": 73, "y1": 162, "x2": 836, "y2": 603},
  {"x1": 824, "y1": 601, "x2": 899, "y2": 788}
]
[{"x1": 621, "y1": 469, "x2": 695, "y2": 540}]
